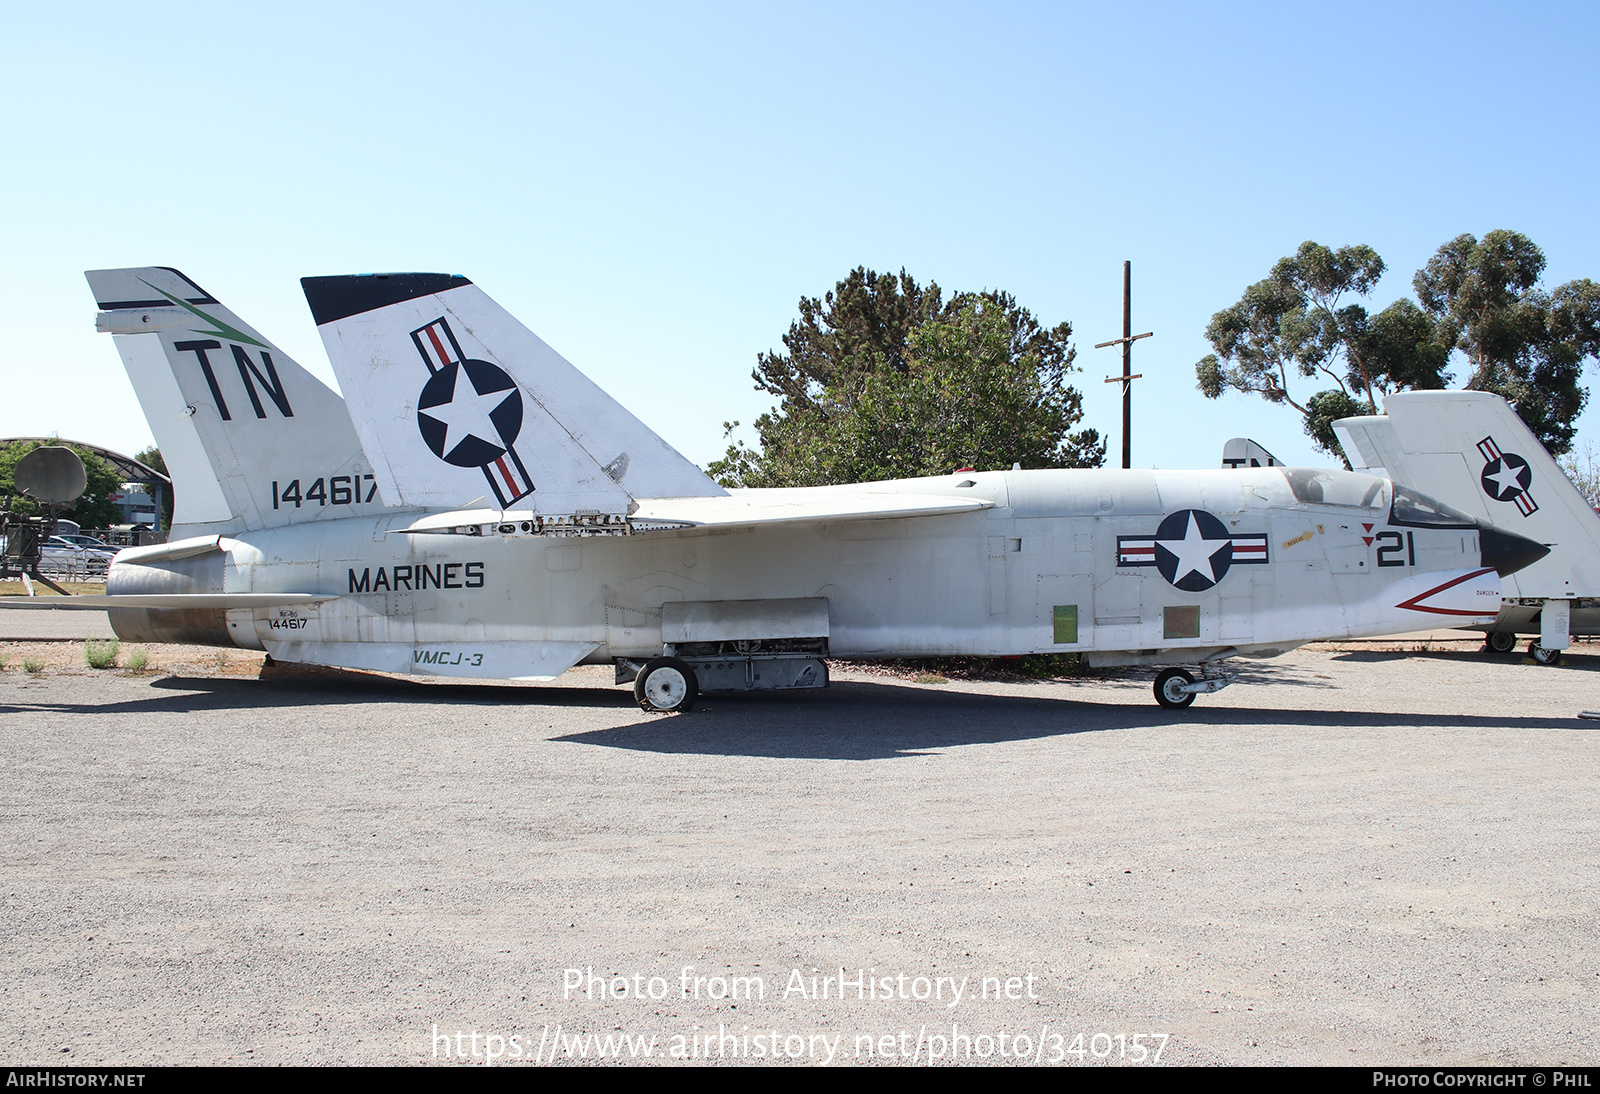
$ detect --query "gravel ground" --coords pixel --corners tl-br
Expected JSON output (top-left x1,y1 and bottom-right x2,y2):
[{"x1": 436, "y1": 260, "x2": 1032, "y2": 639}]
[{"x1": 1, "y1": 639, "x2": 1597, "y2": 1067}]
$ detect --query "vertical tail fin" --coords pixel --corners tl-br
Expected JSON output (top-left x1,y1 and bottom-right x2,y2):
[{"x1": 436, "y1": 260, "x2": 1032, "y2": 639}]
[
  {"x1": 1220, "y1": 438, "x2": 1284, "y2": 468},
  {"x1": 300, "y1": 273, "x2": 726, "y2": 516},
  {"x1": 1334, "y1": 390, "x2": 1600, "y2": 598},
  {"x1": 86, "y1": 267, "x2": 384, "y2": 534}
]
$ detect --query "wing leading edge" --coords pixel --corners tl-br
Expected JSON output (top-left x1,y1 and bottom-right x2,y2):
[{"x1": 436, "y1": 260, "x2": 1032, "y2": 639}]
[{"x1": 390, "y1": 491, "x2": 994, "y2": 536}]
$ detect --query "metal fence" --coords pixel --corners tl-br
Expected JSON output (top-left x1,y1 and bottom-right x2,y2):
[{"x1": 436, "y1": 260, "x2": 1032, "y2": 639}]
[{"x1": 36, "y1": 553, "x2": 110, "y2": 581}]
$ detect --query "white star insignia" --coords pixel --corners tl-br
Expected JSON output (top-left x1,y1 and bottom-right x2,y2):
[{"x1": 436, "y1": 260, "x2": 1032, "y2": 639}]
[
  {"x1": 1484, "y1": 459, "x2": 1526, "y2": 497},
  {"x1": 421, "y1": 370, "x2": 515, "y2": 457},
  {"x1": 1159, "y1": 513, "x2": 1226, "y2": 585}
]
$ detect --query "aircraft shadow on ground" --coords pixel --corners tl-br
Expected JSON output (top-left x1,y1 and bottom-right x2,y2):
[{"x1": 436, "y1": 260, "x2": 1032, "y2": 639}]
[
  {"x1": 0, "y1": 669, "x2": 1587, "y2": 761},
  {"x1": 1329, "y1": 647, "x2": 1600, "y2": 671},
  {"x1": 552, "y1": 683, "x2": 1592, "y2": 759},
  {"x1": 0, "y1": 671, "x2": 638, "y2": 720}
]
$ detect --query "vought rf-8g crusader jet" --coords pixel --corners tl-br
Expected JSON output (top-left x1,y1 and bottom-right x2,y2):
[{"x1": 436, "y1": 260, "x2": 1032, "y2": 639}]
[{"x1": 6, "y1": 267, "x2": 1547, "y2": 710}]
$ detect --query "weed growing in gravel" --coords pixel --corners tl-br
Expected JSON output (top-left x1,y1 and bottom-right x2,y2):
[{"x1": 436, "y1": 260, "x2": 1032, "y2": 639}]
[
  {"x1": 126, "y1": 647, "x2": 150, "y2": 673},
  {"x1": 85, "y1": 639, "x2": 120, "y2": 669},
  {"x1": 23, "y1": 658, "x2": 44, "y2": 674}
]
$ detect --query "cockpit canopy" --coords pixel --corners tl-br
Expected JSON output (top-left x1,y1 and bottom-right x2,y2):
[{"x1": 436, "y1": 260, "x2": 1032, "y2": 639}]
[
  {"x1": 1277, "y1": 468, "x2": 1477, "y2": 529},
  {"x1": 1280, "y1": 468, "x2": 1388, "y2": 511},
  {"x1": 1389, "y1": 484, "x2": 1478, "y2": 528}
]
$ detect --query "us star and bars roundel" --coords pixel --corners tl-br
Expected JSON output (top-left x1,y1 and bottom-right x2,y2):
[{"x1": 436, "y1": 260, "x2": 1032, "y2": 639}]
[
  {"x1": 412, "y1": 316, "x2": 536, "y2": 507},
  {"x1": 1476, "y1": 436, "x2": 1538, "y2": 517},
  {"x1": 1116, "y1": 509, "x2": 1269, "y2": 592}
]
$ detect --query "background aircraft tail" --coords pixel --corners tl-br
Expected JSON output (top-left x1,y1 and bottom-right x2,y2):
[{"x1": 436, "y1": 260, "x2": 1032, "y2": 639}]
[
  {"x1": 1220, "y1": 438, "x2": 1283, "y2": 468},
  {"x1": 300, "y1": 273, "x2": 727, "y2": 517},
  {"x1": 86, "y1": 267, "x2": 382, "y2": 535},
  {"x1": 1333, "y1": 390, "x2": 1600, "y2": 600}
]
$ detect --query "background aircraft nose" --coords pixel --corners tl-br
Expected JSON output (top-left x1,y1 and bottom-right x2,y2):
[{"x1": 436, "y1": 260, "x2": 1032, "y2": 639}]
[{"x1": 1477, "y1": 521, "x2": 1550, "y2": 576}]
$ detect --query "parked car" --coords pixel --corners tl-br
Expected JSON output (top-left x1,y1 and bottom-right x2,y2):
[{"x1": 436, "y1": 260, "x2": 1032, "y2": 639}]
[
  {"x1": 53, "y1": 534, "x2": 120, "y2": 558},
  {"x1": 41, "y1": 536, "x2": 111, "y2": 575}
]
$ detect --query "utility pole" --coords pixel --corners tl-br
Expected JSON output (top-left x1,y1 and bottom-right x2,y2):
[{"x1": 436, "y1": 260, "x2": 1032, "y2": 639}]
[{"x1": 1095, "y1": 261, "x2": 1153, "y2": 469}]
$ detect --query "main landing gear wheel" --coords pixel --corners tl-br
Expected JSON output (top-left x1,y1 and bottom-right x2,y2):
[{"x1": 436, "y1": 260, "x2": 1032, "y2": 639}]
[
  {"x1": 1529, "y1": 641, "x2": 1562, "y2": 666},
  {"x1": 1486, "y1": 632, "x2": 1518, "y2": 655},
  {"x1": 1154, "y1": 667, "x2": 1196, "y2": 710},
  {"x1": 634, "y1": 656, "x2": 699, "y2": 712}
]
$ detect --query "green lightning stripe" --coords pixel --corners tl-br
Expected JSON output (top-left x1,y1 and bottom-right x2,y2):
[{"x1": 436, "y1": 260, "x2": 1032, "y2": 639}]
[{"x1": 138, "y1": 278, "x2": 266, "y2": 347}]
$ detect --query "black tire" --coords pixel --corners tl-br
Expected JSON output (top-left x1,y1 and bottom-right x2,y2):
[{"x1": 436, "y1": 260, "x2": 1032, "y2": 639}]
[
  {"x1": 1154, "y1": 667, "x2": 1196, "y2": 710},
  {"x1": 634, "y1": 656, "x2": 699, "y2": 712},
  {"x1": 1529, "y1": 641, "x2": 1562, "y2": 667},
  {"x1": 1486, "y1": 632, "x2": 1518, "y2": 655}
]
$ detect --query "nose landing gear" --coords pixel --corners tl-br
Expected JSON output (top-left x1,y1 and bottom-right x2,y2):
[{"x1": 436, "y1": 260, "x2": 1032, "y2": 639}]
[
  {"x1": 1153, "y1": 664, "x2": 1237, "y2": 709},
  {"x1": 1154, "y1": 668, "x2": 1196, "y2": 709}
]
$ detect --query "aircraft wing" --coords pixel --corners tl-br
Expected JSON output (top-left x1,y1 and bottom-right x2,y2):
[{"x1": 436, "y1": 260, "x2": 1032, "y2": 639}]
[
  {"x1": 628, "y1": 491, "x2": 994, "y2": 529},
  {"x1": 392, "y1": 491, "x2": 993, "y2": 535}
]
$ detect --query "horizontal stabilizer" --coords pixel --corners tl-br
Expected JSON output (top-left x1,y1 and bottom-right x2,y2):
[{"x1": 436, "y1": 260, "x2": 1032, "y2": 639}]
[
  {"x1": 114, "y1": 535, "x2": 223, "y2": 565},
  {"x1": 0, "y1": 593, "x2": 338, "y2": 611}
]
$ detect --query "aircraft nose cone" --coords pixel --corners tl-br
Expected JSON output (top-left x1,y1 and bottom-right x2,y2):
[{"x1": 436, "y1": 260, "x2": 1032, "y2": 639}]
[{"x1": 1477, "y1": 521, "x2": 1550, "y2": 576}]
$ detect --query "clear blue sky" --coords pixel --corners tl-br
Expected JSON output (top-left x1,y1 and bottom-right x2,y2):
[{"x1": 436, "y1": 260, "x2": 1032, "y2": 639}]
[{"x1": 4, "y1": 1, "x2": 1597, "y2": 474}]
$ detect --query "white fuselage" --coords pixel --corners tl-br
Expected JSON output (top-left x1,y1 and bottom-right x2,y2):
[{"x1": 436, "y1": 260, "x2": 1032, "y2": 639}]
[{"x1": 105, "y1": 467, "x2": 1497, "y2": 679}]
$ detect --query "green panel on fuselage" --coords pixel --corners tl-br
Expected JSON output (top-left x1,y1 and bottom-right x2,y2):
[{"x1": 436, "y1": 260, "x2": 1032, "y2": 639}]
[{"x1": 1052, "y1": 604, "x2": 1078, "y2": 644}]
